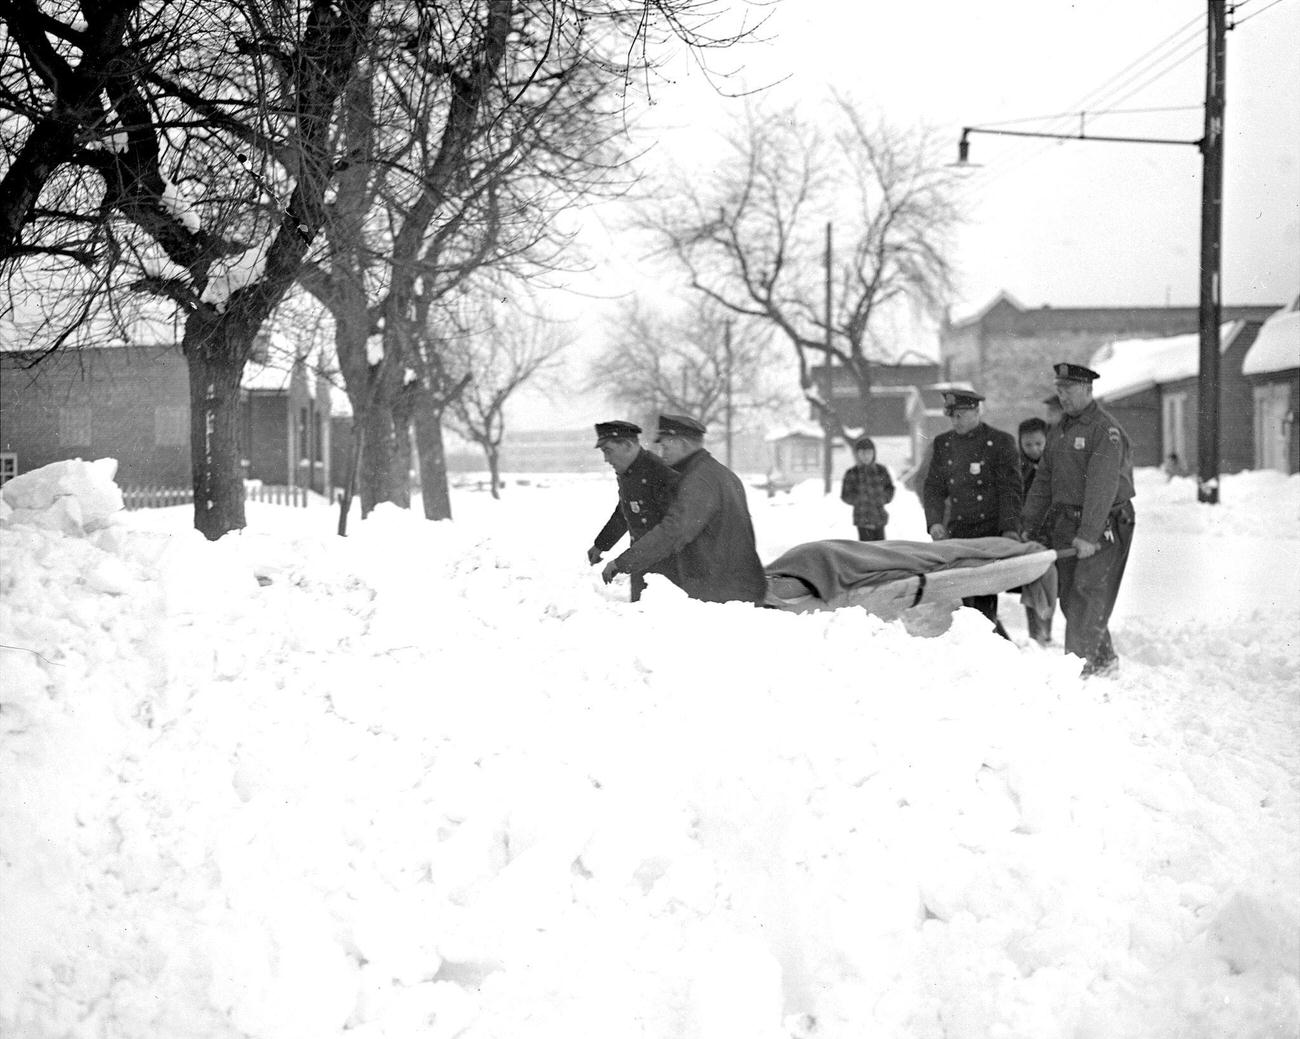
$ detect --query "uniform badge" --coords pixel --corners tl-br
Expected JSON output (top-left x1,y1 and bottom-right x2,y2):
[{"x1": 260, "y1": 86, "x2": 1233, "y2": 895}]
[
  {"x1": 969, "y1": 462, "x2": 981, "y2": 475},
  {"x1": 1108, "y1": 427, "x2": 1121, "y2": 444},
  {"x1": 630, "y1": 501, "x2": 640, "y2": 513},
  {"x1": 1074, "y1": 437, "x2": 1086, "y2": 449}
]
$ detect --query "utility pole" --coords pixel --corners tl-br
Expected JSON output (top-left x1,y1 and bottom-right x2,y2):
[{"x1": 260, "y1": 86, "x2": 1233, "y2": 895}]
[
  {"x1": 723, "y1": 318, "x2": 734, "y2": 468},
  {"x1": 954, "y1": 1, "x2": 1226, "y2": 503},
  {"x1": 1197, "y1": 0, "x2": 1226, "y2": 504},
  {"x1": 822, "y1": 221, "x2": 834, "y2": 493}
]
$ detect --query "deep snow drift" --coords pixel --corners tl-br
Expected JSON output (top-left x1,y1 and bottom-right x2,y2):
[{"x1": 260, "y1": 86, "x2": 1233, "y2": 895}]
[{"x1": 1, "y1": 460, "x2": 1297, "y2": 1039}]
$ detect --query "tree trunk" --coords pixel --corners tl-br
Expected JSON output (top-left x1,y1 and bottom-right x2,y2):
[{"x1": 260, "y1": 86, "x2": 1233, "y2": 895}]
[
  {"x1": 184, "y1": 330, "x2": 249, "y2": 540},
  {"x1": 358, "y1": 398, "x2": 408, "y2": 515},
  {"x1": 393, "y1": 389, "x2": 415, "y2": 505},
  {"x1": 487, "y1": 446, "x2": 501, "y2": 500},
  {"x1": 413, "y1": 399, "x2": 453, "y2": 520}
]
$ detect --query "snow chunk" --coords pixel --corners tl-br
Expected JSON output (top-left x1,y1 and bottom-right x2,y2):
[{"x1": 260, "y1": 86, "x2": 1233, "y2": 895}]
[
  {"x1": 0, "y1": 458, "x2": 123, "y2": 534},
  {"x1": 201, "y1": 242, "x2": 271, "y2": 311},
  {"x1": 160, "y1": 179, "x2": 201, "y2": 233}
]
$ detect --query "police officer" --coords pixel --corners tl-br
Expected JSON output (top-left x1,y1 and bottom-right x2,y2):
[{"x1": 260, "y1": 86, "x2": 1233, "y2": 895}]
[
  {"x1": 922, "y1": 389, "x2": 1022, "y2": 637},
  {"x1": 602, "y1": 414, "x2": 766, "y2": 605},
  {"x1": 1023, "y1": 363, "x2": 1136, "y2": 677},
  {"x1": 587, "y1": 420, "x2": 680, "y2": 601}
]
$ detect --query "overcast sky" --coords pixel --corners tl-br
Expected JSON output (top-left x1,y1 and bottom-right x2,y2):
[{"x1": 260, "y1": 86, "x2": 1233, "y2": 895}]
[{"x1": 513, "y1": 0, "x2": 1300, "y2": 433}]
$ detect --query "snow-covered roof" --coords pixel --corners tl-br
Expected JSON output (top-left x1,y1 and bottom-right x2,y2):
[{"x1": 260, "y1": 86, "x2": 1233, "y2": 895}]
[
  {"x1": 1242, "y1": 307, "x2": 1299, "y2": 376},
  {"x1": 1090, "y1": 322, "x2": 1242, "y2": 401},
  {"x1": 764, "y1": 423, "x2": 825, "y2": 443}
]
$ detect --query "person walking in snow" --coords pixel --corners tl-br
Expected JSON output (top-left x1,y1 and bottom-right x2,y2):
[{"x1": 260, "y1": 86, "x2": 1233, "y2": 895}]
[
  {"x1": 840, "y1": 435, "x2": 895, "y2": 541},
  {"x1": 922, "y1": 389, "x2": 1023, "y2": 638},
  {"x1": 1022, "y1": 363, "x2": 1136, "y2": 678},
  {"x1": 587, "y1": 420, "x2": 680, "y2": 602},
  {"x1": 601, "y1": 414, "x2": 766, "y2": 605}
]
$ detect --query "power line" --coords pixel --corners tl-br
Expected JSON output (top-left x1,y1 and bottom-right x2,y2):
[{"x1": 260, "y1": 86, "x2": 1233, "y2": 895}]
[
  {"x1": 953, "y1": 13, "x2": 1207, "y2": 203},
  {"x1": 1233, "y1": 0, "x2": 1290, "y2": 27},
  {"x1": 1099, "y1": 37, "x2": 1207, "y2": 115},
  {"x1": 973, "y1": 105, "x2": 1202, "y2": 130}
]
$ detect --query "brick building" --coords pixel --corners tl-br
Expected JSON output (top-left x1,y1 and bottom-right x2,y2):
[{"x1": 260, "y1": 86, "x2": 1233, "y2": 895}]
[
  {"x1": 0, "y1": 339, "x2": 334, "y2": 492},
  {"x1": 939, "y1": 292, "x2": 1281, "y2": 429},
  {"x1": 1, "y1": 343, "x2": 191, "y2": 488}
]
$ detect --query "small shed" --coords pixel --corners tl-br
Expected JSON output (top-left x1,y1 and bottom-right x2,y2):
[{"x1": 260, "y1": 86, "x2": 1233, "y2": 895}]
[
  {"x1": 1090, "y1": 321, "x2": 1262, "y2": 472},
  {"x1": 1242, "y1": 299, "x2": 1299, "y2": 473}
]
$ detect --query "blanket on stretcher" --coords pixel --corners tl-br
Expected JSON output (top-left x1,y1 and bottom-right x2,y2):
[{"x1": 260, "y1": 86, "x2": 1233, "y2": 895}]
[{"x1": 763, "y1": 537, "x2": 1057, "y2": 615}]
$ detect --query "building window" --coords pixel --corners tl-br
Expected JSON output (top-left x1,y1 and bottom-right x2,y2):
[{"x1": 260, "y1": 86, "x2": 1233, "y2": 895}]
[
  {"x1": 154, "y1": 406, "x2": 187, "y2": 446},
  {"x1": 58, "y1": 406, "x2": 91, "y2": 447},
  {"x1": 0, "y1": 452, "x2": 16, "y2": 485}
]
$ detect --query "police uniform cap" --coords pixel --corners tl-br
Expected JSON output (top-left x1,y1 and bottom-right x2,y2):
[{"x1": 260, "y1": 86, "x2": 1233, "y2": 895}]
[
  {"x1": 941, "y1": 389, "x2": 984, "y2": 410},
  {"x1": 654, "y1": 413, "x2": 707, "y2": 441},
  {"x1": 1053, "y1": 362, "x2": 1100, "y2": 383},
  {"x1": 593, "y1": 420, "x2": 641, "y2": 447}
]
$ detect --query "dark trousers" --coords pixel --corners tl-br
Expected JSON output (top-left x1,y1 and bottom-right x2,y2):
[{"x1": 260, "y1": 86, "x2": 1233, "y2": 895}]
[
  {"x1": 962, "y1": 594, "x2": 1010, "y2": 639},
  {"x1": 856, "y1": 525, "x2": 885, "y2": 542},
  {"x1": 1055, "y1": 503, "x2": 1135, "y2": 666}
]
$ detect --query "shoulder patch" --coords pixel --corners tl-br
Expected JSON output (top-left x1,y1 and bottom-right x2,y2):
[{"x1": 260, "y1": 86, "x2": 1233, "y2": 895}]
[{"x1": 1108, "y1": 427, "x2": 1121, "y2": 444}]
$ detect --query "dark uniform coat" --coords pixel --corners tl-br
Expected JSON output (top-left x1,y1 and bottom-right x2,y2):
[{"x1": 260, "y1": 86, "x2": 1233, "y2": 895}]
[
  {"x1": 613, "y1": 448, "x2": 766, "y2": 604},
  {"x1": 1022, "y1": 399, "x2": 1136, "y2": 670},
  {"x1": 922, "y1": 423, "x2": 1022, "y2": 538},
  {"x1": 592, "y1": 448, "x2": 680, "y2": 554}
]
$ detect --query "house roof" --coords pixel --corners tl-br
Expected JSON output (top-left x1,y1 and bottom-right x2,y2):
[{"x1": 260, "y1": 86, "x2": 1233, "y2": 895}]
[
  {"x1": 1242, "y1": 301, "x2": 1300, "y2": 376},
  {"x1": 948, "y1": 291, "x2": 1281, "y2": 336},
  {"x1": 1090, "y1": 322, "x2": 1244, "y2": 401}
]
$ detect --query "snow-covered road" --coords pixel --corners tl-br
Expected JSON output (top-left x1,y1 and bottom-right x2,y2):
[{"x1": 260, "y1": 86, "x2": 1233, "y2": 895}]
[{"x1": 2, "y1": 461, "x2": 1297, "y2": 1038}]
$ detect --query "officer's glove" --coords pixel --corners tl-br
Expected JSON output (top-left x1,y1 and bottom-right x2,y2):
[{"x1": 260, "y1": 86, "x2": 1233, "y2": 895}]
[
  {"x1": 601, "y1": 560, "x2": 619, "y2": 584},
  {"x1": 587, "y1": 545, "x2": 603, "y2": 565}
]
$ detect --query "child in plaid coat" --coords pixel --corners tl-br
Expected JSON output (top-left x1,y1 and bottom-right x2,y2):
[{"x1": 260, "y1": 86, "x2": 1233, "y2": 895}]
[{"x1": 840, "y1": 436, "x2": 895, "y2": 541}]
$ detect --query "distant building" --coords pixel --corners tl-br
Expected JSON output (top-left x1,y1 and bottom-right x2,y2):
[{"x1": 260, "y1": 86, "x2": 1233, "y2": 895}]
[
  {"x1": 807, "y1": 359, "x2": 945, "y2": 472},
  {"x1": 940, "y1": 291, "x2": 1282, "y2": 428}
]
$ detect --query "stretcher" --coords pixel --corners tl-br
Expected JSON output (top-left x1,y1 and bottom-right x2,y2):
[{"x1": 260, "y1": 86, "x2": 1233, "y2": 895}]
[{"x1": 763, "y1": 537, "x2": 1068, "y2": 618}]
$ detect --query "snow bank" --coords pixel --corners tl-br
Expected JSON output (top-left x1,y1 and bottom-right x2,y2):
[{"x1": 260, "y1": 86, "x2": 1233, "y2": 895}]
[
  {"x1": 1, "y1": 463, "x2": 1297, "y2": 1039},
  {"x1": 0, "y1": 457, "x2": 124, "y2": 535}
]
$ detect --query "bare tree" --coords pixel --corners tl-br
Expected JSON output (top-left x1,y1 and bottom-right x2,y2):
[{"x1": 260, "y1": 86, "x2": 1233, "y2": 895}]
[
  {"x1": 300, "y1": 1, "x2": 769, "y2": 522},
  {"x1": 1, "y1": 0, "x2": 768, "y2": 538},
  {"x1": 1, "y1": 0, "x2": 379, "y2": 538},
  {"x1": 641, "y1": 94, "x2": 962, "y2": 445},
  {"x1": 446, "y1": 304, "x2": 564, "y2": 498},
  {"x1": 587, "y1": 294, "x2": 790, "y2": 454}
]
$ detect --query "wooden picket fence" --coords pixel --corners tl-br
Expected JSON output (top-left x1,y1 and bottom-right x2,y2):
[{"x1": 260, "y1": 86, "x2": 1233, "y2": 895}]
[
  {"x1": 245, "y1": 483, "x2": 309, "y2": 507},
  {"x1": 121, "y1": 486, "x2": 193, "y2": 510},
  {"x1": 121, "y1": 484, "x2": 311, "y2": 510}
]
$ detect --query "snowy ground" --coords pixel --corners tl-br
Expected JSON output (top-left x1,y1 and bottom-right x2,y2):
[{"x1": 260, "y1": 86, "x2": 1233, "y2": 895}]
[{"x1": 2, "y1": 460, "x2": 1298, "y2": 1039}]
